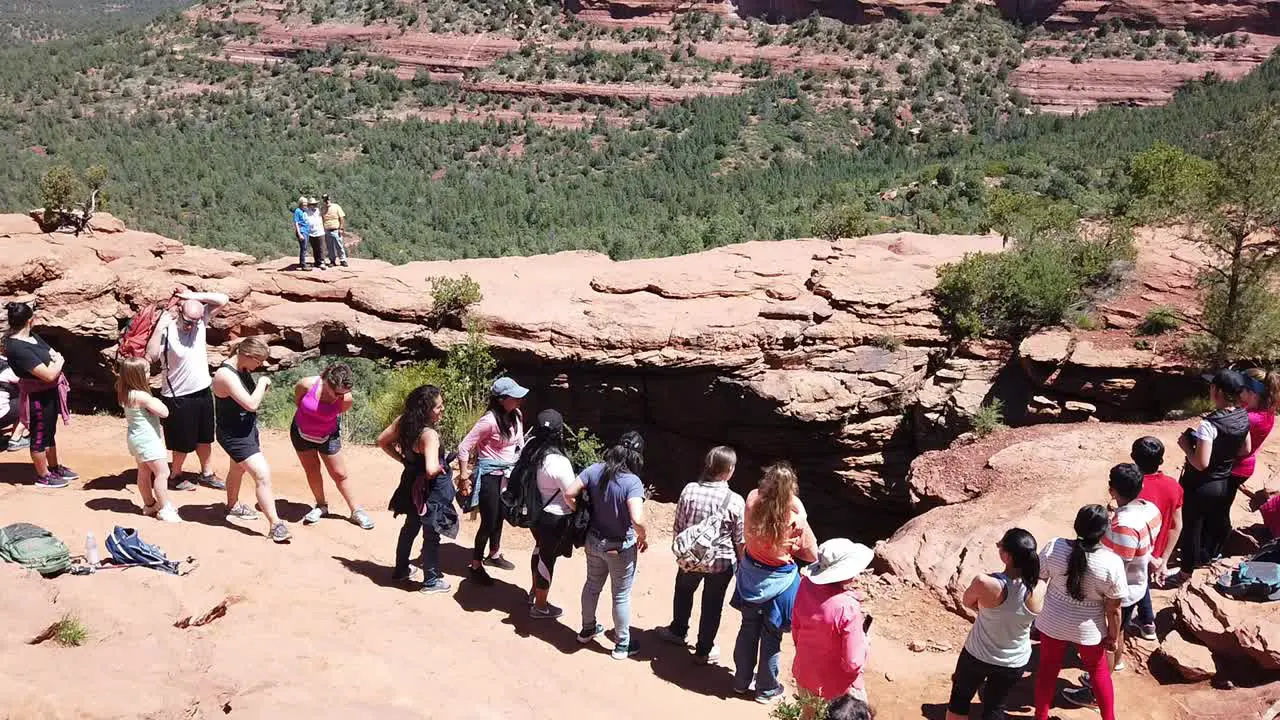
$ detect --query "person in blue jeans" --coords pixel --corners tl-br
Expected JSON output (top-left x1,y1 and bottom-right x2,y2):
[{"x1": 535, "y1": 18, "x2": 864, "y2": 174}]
[
  {"x1": 292, "y1": 196, "x2": 313, "y2": 270},
  {"x1": 567, "y1": 431, "x2": 649, "y2": 661},
  {"x1": 380, "y1": 384, "x2": 457, "y2": 594}
]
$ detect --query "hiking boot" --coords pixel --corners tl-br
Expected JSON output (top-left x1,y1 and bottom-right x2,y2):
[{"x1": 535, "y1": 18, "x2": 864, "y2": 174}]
[
  {"x1": 483, "y1": 554, "x2": 515, "y2": 571},
  {"x1": 578, "y1": 623, "x2": 605, "y2": 644},
  {"x1": 226, "y1": 503, "x2": 260, "y2": 521},
  {"x1": 420, "y1": 578, "x2": 451, "y2": 594},
  {"x1": 52, "y1": 465, "x2": 79, "y2": 481},
  {"x1": 35, "y1": 473, "x2": 69, "y2": 489},
  {"x1": 755, "y1": 685, "x2": 785, "y2": 705},
  {"x1": 351, "y1": 508, "x2": 374, "y2": 530},
  {"x1": 694, "y1": 645, "x2": 721, "y2": 665},
  {"x1": 156, "y1": 505, "x2": 182, "y2": 523},
  {"x1": 530, "y1": 603, "x2": 564, "y2": 620},
  {"x1": 269, "y1": 522, "x2": 291, "y2": 543},
  {"x1": 468, "y1": 565, "x2": 495, "y2": 586},
  {"x1": 612, "y1": 638, "x2": 641, "y2": 661},
  {"x1": 1061, "y1": 686, "x2": 1097, "y2": 709},
  {"x1": 303, "y1": 505, "x2": 327, "y2": 525},
  {"x1": 7, "y1": 436, "x2": 29, "y2": 451},
  {"x1": 655, "y1": 626, "x2": 687, "y2": 646},
  {"x1": 195, "y1": 473, "x2": 225, "y2": 490},
  {"x1": 173, "y1": 477, "x2": 197, "y2": 491}
]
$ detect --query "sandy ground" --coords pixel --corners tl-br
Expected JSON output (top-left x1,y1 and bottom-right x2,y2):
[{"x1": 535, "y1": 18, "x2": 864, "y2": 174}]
[{"x1": 0, "y1": 415, "x2": 1208, "y2": 719}]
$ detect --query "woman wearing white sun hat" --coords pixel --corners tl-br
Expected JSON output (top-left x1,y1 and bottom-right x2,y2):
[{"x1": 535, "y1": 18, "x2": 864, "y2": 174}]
[{"x1": 790, "y1": 538, "x2": 876, "y2": 712}]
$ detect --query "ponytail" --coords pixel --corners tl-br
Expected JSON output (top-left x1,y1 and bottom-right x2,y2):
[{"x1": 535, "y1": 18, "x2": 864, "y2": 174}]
[
  {"x1": 1245, "y1": 367, "x2": 1280, "y2": 413},
  {"x1": 601, "y1": 431, "x2": 644, "y2": 489},
  {"x1": 999, "y1": 528, "x2": 1040, "y2": 593},
  {"x1": 1068, "y1": 505, "x2": 1108, "y2": 602}
]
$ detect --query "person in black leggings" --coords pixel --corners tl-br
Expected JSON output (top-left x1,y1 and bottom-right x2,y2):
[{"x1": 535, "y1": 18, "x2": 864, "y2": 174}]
[
  {"x1": 457, "y1": 377, "x2": 527, "y2": 586},
  {"x1": 1175, "y1": 369, "x2": 1250, "y2": 578}
]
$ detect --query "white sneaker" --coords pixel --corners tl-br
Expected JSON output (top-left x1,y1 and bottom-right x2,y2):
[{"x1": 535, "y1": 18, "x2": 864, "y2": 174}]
[
  {"x1": 303, "y1": 505, "x2": 327, "y2": 524},
  {"x1": 156, "y1": 505, "x2": 182, "y2": 523}
]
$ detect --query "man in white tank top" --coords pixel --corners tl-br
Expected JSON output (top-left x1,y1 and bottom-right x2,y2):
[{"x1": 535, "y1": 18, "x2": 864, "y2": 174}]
[{"x1": 146, "y1": 290, "x2": 229, "y2": 491}]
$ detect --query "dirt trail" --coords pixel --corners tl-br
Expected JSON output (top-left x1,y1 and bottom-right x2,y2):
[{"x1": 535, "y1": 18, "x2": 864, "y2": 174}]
[{"x1": 0, "y1": 415, "x2": 1193, "y2": 719}]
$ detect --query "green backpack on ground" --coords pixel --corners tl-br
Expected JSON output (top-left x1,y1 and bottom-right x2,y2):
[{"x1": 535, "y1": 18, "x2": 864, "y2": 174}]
[{"x1": 0, "y1": 523, "x2": 71, "y2": 577}]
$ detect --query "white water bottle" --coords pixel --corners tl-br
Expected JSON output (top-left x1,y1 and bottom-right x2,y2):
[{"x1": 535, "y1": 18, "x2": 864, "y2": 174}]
[{"x1": 85, "y1": 532, "x2": 100, "y2": 568}]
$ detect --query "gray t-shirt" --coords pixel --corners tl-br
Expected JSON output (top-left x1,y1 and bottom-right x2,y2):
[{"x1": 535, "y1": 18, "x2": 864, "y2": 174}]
[{"x1": 580, "y1": 463, "x2": 644, "y2": 541}]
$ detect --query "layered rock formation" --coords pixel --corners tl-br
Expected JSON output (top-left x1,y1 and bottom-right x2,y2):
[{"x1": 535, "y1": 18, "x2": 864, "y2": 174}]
[{"x1": 0, "y1": 213, "x2": 1002, "y2": 529}]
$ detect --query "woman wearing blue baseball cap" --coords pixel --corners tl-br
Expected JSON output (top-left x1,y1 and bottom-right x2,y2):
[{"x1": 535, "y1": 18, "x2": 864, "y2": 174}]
[{"x1": 457, "y1": 376, "x2": 528, "y2": 585}]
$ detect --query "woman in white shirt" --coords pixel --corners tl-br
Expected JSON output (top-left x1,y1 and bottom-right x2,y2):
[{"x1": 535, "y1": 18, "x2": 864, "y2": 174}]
[
  {"x1": 1032, "y1": 505, "x2": 1126, "y2": 720},
  {"x1": 522, "y1": 409, "x2": 578, "y2": 620}
]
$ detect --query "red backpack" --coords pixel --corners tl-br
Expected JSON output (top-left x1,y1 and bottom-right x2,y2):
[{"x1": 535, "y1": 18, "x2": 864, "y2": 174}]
[{"x1": 117, "y1": 296, "x2": 179, "y2": 360}]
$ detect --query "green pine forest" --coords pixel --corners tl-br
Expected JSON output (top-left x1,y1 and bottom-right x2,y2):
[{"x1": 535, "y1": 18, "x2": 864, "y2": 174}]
[{"x1": 0, "y1": 0, "x2": 1277, "y2": 262}]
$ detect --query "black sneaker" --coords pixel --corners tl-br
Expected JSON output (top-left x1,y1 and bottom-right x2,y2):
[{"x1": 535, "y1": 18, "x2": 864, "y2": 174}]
[
  {"x1": 195, "y1": 472, "x2": 226, "y2": 491},
  {"x1": 578, "y1": 623, "x2": 605, "y2": 644},
  {"x1": 483, "y1": 554, "x2": 516, "y2": 571},
  {"x1": 468, "y1": 565, "x2": 495, "y2": 586}
]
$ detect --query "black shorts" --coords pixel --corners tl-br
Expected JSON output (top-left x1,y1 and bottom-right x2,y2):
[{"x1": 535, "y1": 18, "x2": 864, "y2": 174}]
[
  {"x1": 161, "y1": 387, "x2": 215, "y2": 454},
  {"x1": 289, "y1": 420, "x2": 341, "y2": 456},
  {"x1": 217, "y1": 425, "x2": 261, "y2": 464},
  {"x1": 26, "y1": 389, "x2": 60, "y2": 453}
]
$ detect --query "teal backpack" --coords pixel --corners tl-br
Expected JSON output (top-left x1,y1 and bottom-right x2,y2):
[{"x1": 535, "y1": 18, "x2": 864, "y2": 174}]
[{"x1": 0, "y1": 523, "x2": 71, "y2": 577}]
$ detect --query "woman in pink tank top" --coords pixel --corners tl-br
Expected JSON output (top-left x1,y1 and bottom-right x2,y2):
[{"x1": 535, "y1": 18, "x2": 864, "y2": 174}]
[{"x1": 290, "y1": 363, "x2": 373, "y2": 530}]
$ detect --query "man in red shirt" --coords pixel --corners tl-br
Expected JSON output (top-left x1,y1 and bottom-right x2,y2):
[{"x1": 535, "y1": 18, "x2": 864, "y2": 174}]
[{"x1": 1130, "y1": 437, "x2": 1184, "y2": 638}]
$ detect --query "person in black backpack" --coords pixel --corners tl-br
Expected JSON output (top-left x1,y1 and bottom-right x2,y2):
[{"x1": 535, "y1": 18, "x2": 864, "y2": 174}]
[
  {"x1": 521, "y1": 409, "x2": 578, "y2": 619},
  {"x1": 656, "y1": 446, "x2": 745, "y2": 665}
]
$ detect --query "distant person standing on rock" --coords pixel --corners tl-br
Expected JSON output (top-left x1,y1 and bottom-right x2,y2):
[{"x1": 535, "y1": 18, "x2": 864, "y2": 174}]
[
  {"x1": 4, "y1": 300, "x2": 76, "y2": 487},
  {"x1": 213, "y1": 337, "x2": 290, "y2": 543},
  {"x1": 732, "y1": 461, "x2": 818, "y2": 704},
  {"x1": 293, "y1": 196, "x2": 313, "y2": 270},
  {"x1": 303, "y1": 197, "x2": 328, "y2": 270},
  {"x1": 382, "y1": 384, "x2": 457, "y2": 594},
  {"x1": 457, "y1": 377, "x2": 527, "y2": 585},
  {"x1": 292, "y1": 363, "x2": 374, "y2": 530},
  {"x1": 147, "y1": 290, "x2": 229, "y2": 493},
  {"x1": 320, "y1": 194, "x2": 348, "y2": 267}
]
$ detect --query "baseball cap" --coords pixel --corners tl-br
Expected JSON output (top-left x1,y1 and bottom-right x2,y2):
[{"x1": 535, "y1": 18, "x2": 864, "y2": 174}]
[
  {"x1": 322, "y1": 193, "x2": 331, "y2": 201},
  {"x1": 491, "y1": 377, "x2": 529, "y2": 399},
  {"x1": 1201, "y1": 368, "x2": 1245, "y2": 396},
  {"x1": 536, "y1": 409, "x2": 564, "y2": 434}
]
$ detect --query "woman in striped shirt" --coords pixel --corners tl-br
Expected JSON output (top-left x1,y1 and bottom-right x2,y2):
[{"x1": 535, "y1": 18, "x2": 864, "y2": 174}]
[{"x1": 1032, "y1": 505, "x2": 1126, "y2": 720}]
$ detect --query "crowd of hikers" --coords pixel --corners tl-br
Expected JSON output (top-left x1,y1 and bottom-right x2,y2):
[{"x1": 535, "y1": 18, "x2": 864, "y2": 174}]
[{"x1": 3, "y1": 293, "x2": 1280, "y2": 718}]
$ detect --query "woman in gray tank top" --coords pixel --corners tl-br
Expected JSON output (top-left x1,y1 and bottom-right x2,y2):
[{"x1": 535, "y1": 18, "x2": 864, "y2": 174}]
[{"x1": 945, "y1": 528, "x2": 1046, "y2": 720}]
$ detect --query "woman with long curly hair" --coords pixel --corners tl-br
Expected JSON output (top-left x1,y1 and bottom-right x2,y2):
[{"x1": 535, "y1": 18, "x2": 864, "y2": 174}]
[
  {"x1": 732, "y1": 462, "x2": 818, "y2": 704},
  {"x1": 380, "y1": 385, "x2": 457, "y2": 594}
]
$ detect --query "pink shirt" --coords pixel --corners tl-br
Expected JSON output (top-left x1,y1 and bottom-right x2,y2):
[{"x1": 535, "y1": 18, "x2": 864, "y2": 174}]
[
  {"x1": 1233, "y1": 410, "x2": 1275, "y2": 478},
  {"x1": 743, "y1": 490, "x2": 818, "y2": 566},
  {"x1": 792, "y1": 576, "x2": 868, "y2": 700},
  {"x1": 456, "y1": 411, "x2": 524, "y2": 464}
]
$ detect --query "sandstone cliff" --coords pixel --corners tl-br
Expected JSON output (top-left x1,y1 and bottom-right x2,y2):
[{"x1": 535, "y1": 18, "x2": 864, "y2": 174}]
[{"x1": 0, "y1": 213, "x2": 1003, "y2": 529}]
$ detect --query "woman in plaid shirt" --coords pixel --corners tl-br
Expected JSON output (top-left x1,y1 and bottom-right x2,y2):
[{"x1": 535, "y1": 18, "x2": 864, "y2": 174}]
[{"x1": 656, "y1": 446, "x2": 745, "y2": 665}]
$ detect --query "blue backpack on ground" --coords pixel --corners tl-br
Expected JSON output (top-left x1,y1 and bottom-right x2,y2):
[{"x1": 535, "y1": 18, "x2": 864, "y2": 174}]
[
  {"x1": 105, "y1": 526, "x2": 181, "y2": 575},
  {"x1": 1215, "y1": 544, "x2": 1280, "y2": 602}
]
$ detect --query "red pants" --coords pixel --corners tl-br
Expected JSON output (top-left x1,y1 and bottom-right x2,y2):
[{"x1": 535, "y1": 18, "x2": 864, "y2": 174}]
[{"x1": 1034, "y1": 634, "x2": 1115, "y2": 720}]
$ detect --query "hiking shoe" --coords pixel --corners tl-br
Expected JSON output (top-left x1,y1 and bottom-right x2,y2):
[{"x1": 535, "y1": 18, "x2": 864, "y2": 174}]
[
  {"x1": 53, "y1": 465, "x2": 79, "y2": 481},
  {"x1": 694, "y1": 646, "x2": 721, "y2": 665},
  {"x1": 173, "y1": 477, "x2": 197, "y2": 491},
  {"x1": 392, "y1": 567, "x2": 423, "y2": 584},
  {"x1": 351, "y1": 508, "x2": 374, "y2": 530},
  {"x1": 468, "y1": 565, "x2": 495, "y2": 586},
  {"x1": 269, "y1": 522, "x2": 291, "y2": 543},
  {"x1": 655, "y1": 626, "x2": 687, "y2": 646},
  {"x1": 420, "y1": 578, "x2": 451, "y2": 594},
  {"x1": 298, "y1": 265, "x2": 312, "y2": 272},
  {"x1": 35, "y1": 473, "x2": 69, "y2": 489},
  {"x1": 531, "y1": 603, "x2": 564, "y2": 620},
  {"x1": 195, "y1": 473, "x2": 225, "y2": 490},
  {"x1": 1138, "y1": 623, "x2": 1158, "y2": 641},
  {"x1": 611, "y1": 639, "x2": 641, "y2": 660},
  {"x1": 7, "y1": 436, "x2": 29, "y2": 451},
  {"x1": 226, "y1": 503, "x2": 260, "y2": 521},
  {"x1": 755, "y1": 686, "x2": 786, "y2": 705},
  {"x1": 303, "y1": 505, "x2": 327, "y2": 524},
  {"x1": 483, "y1": 554, "x2": 515, "y2": 571},
  {"x1": 339, "y1": 260, "x2": 349, "y2": 267},
  {"x1": 156, "y1": 505, "x2": 182, "y2": 523},
  {"x1": 1061, "y1": 686, "x2": 1097, "y2": 709},
  {"x1": 578, "y1": 623, "x2": 605, "y2": 644}
]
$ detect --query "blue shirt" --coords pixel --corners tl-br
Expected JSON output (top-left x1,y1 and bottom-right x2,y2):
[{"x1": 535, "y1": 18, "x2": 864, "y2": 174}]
[
  {"x1": 293, "y1": 208, "x2": 311, "y2": 236},
  {"x1": 580, "y1": 463, "x2": 644, "y2": 541}
]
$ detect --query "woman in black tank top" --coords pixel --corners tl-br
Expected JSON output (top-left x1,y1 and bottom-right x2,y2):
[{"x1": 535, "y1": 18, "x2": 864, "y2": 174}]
[{"x1": 211, "y1": 337, "x2": 290, "y2": 543}]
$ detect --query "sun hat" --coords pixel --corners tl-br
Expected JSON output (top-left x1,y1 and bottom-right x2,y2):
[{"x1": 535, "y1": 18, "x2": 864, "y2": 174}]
[
  {"x1": 298, "y1": 195, "x2": 309, "y2": 205},
  {"x1": 536, "y1": 409, "x2": 564, "y2": 434},
  {"x1": 805, "y1": 539, "x2": 874, "y2": 585},
  {"x1": 1201, "y1": 369, "x2": 1245, "y2": 396},
  {"x1": 491, "y1": 376, "x2": 529, "y2": 399}
]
